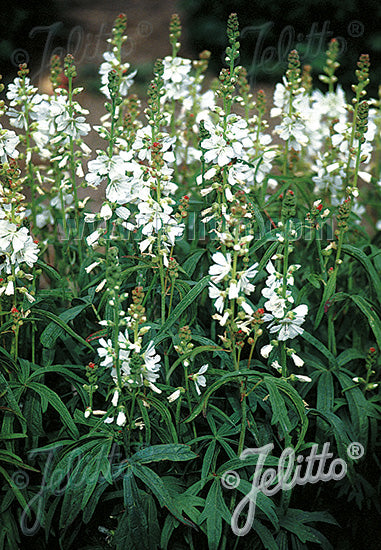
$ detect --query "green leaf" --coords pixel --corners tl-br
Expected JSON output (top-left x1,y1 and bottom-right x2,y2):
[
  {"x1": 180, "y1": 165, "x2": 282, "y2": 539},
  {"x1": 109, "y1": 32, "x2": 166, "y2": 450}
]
[
  {"x1": 347, "y1": 294, "x2": 381, "y2": 350},
  {"x1": 250, "y1": 200, "x2": 266, "y2": 240},
  {"x1": 316, "y1": 371, "x2": 334, "y2": 413},
  {"x1": 0, "y1": 372, "x2": 25, "y2": 426},
  {"x1": 131, "y1": 444, "x2": 197, "y2": 464},
  {"x1": 60, "y1": 440, "x2": 111, "y2": 528},
  {"x1": 314, "y1": 274, "x2": 337, "y2": 329},
  {"x1": 201, "y1": 439, "x2": 216, "y2": 486},
  {"x1": 182, "y1": 249, "x2": 206, "y2": 277},
  {"x1": 337, "y1": 348, "x2": 366, "y2": 367},
  {"x1": 114, "y1": 470, "x2": 149, "y2": 550},
  {"x1": 252, "y1": 520, "x2": 278, "y2": 550},
  {"x1": 28, "y1": 382, "x2": 79, "y2": 438},
  {"x1": 307, "y1": 409, "x2": 354, "y2": 478},
  {"x1": 263, "y1": 376, "x2": 309, "y2": 451},
  {"x1": 342, "y1": 244, "x2": 381, "y2": 305},
  {"x1": 80, "y1": 440, "x2": 113, "y2": 509},
  {"x1": 27, "y1": 365, "x2": 86, "y2": 386},
  {"x1": 144, "y1": 396, "x2": 178, "y2": 443},
  {"x1": 185, "y1": 370, "x2": 263, "y2": 423},
  {"x1": 300, "y1": 330, "x2": 337, "y2": 367},
  {"x1": 0, "y1": 465, "x2": 29, "y2": 512},
  {"x1": 132, "y1": 463, "x2": 195, "y2": 527},
  {"x1": 33, "y1": 308, "x2": 94, "y2": 351},
  {"x1": 236, "y1": 479, "x2": 279, "y2": 529},
  {"x1": 152, "y1": 276, "x2": 211, "y2": 345},
  {"x1": 198, "y1": 478, "x2": 230, "y2": 550},
  {"x1": 36, "y1": 259, "x2": 62, "y2": 283},
  {"x1": 263, "y1": 377, "x2": 292, "y2": 441},
  {"x1": 0, "y1": 450, "x2": 38, "y2": 471},
  {"x1": 335, "y1": 371, "x2": 370, "y2": 446}
]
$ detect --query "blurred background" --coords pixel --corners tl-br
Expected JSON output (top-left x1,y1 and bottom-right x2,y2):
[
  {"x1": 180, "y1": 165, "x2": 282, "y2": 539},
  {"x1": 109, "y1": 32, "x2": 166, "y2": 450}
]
[{"x1": 1, "y1": 0, "x2": 380, "y2": 96}]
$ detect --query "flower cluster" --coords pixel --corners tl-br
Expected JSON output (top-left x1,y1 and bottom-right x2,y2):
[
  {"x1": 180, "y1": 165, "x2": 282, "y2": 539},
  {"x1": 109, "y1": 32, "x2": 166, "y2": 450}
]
[{"x1": 0, "y1": 164, "x2": 38, "y2": 300}]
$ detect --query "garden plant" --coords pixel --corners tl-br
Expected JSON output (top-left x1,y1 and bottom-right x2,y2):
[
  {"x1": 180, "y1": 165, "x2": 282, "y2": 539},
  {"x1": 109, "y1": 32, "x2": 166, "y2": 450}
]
[{"x1": 0, "y1": 12, "x2": 380, "y2": 550}]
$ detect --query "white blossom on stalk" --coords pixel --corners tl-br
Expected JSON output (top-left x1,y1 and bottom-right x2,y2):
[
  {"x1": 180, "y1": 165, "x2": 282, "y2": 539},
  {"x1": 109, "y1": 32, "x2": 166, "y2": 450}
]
[
  {"x1": 0, "y1": 126, "x2": 19, "y2": 163},
  {"x1": 263, "y1": 291, "x2": 290, "y2": 319},
  {"x1": 212, "y1": 311, "x2": 230, "y2": 326},
  {"x1": 96, "y1": 329, "x2": 162, "y2": 393},
  {"x1": 265, "y1": 304, "x2": 308, "y2": 341},
  {"x1": 142, "y1": 341, "x2": 161, "y2": 387},
  {"x1": 116, "y1": 410, "x2": 127, "y2": 426},
  {"x1": 208, "y1": 283, "x2": 225, "y2": 313},
  {"x1": 192, "y1": 364, "x2": 208, "y2": 395},
  {"x1": 238, "y1": 262, "x2": 259, "y2": 294},
  {"x1": 99, "y1": 51, "x2": 137, "y2": 98},
  {"x1": 202, "y1": 131, "x2": 238, "y2": 166},
  {"x1": 167, "y1": 389, "x2": 181, "y2": 402},
  {"x1": 97, "y1": 337, "x2": 115, "y2": 368},
  {"x1": 209, "y1": 252, "x2": 232, "y2": 283},
  {"x1": 161, "y1": 56, "x2": 194, "y2": 102},
  {"x1": 260, "y1": 344, "x2": 274, "y2": 358},
  {"x1": 54, "y1": 108, "x2": 90, "y2": 140},
  {"x1": 6, "y1": 77, "x2": 32, "y2": 102},
  {"x1": 291, "y1": 374, "x2": 312, "y2": 383},
  {"x1": 0, "y1": 222, "x2": 38, "y2": 275},
  {"x1": 228, "y1": 281, "x2": 240, "y2": 300},
  {"x1": 111, "y1": 390, "x2": 119, "y2": 407},
  {"x1": 291, "y1": 352, "x2": 304, "y2": 367}
]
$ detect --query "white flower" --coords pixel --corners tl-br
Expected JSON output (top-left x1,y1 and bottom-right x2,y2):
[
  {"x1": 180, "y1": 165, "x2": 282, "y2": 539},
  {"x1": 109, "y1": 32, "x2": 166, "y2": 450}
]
[
  {"x1": 142, "y1": 341, "x2": 161, "y2": 385},
  {"x1": 208, "y1": 283, "x2": 225, "y2": 313},
  {"x1": 0, "y1": 127, "x2": 20, "y2": 163},
  {"x1": 116, "y1": 410, "x2": 127, "y2": 426},
  {"x1": 161, "y1": 56, "x2": 194, "y2": 102},
  {"x1": 239, "y1": 262, "x2": 258, "y2": 295},
  {"x1": 202, "y1": 133, "x2": 236, "y2": 166},
  {"x1": 55, "y1": 110, "x2": 90, "y2": 139},
  {"x1": 291, "y1": 353, "x2": 304, "y2": 367},
  {"x1": 192, "y1": 364, "x2": 208, "y2": 395},
  {"x1": 260, "y1": 344, "x2": 274, "y2": 358},
  {"x1": 212, "y1": 311, "x2": 230, "y2": 326},
  {"x1": 95, "y1": 279, "x2": 107, "y2": 293},
  {"x1": 100, "y1": 203, "x2": 113, "y2": 220},
  {"x1": 271, "y1": 360, "x2": 282, "y2": 373},
  {"x1": 97, "y1": 337, "x2": 115, "y2": 368},
  {"x1": 0, "y1": 221, "x2": 28, "y2": 254},
  {"x1": 274, "y1": 117, "x2": 309, "y2": 150},
  {"x1": 266, "y1": 304, "x2": 308, "y2": 341},
  {"x1": 99, "y1": 51, "x2": 136, "y2": 98},
  {"x1": 85, "y1": 261, "x2": 100, "y2": 273},
  {"x1": 209, "y1": 252, "x2": 231, "y2": 283},
  {"x1": 111, "y1": 390, "x2": 119, "y2": 407},
  {"x1": 86, "y1": 229, "x2": 103, "y2": 247},
  {"x1": 115, "y1": 206, "x2": 131, "y2": 220},
  {"x1": 241, "y1": 301, "x2": 254, "y2": 315},
  {"x1": 167, "y1": 389, "x2": 181, "y2": 402},
  {"x1": 264, "y1": 292, "x2": 288, "y2": 318},
  {"x1": 228, "y1": 281, "x2": 240, "y2": 300},
  {"x1": 292, "y1": 374, "x2": 312, "y2": 383}
]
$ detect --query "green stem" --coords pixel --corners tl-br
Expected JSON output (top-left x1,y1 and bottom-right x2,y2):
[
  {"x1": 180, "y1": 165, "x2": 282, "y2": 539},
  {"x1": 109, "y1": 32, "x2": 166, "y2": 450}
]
[
  {"x1": 127, "y1": 390, "x2": 137, "y2": 450},
  {"x1": 67, "y1": 75, "x2": 83, "y2": 265},
  {"x1": 281, "y1": 220, "x2": 290, "y2": 376},
  {"x1": 238, "y1": 385, "x2": 247, "y2": 455},
  {"x1": 184, "y1": 365, "x2": 197, "y2": 439},
  {"x1": 113, "y1": 292, "x2": 122, "y2": 389}
]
